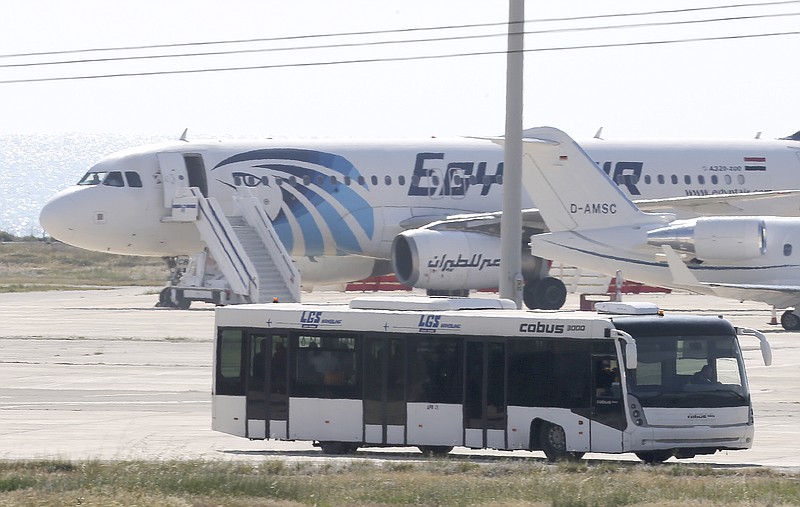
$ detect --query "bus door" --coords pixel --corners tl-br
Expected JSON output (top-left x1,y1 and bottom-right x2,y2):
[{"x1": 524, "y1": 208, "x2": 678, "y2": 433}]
[
  {"x1": 246, "y1": 332, "x2": 289, "y2": 440},
  {"x1": 464, "y1": 340, "x2": 507, "y2": 449},
  {"x1": 363, "y1": 336, "x2": 407, "y2": 445},
  {"x1": 589, "y1": 342, "x2": 625, "y2": 452}
]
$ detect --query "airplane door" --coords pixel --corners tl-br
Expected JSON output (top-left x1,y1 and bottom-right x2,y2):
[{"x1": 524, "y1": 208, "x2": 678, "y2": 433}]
[
  {"x1": 157, "y1": 152, "x2": 190, "y2": 208},
  {"x1": 183, "y1": 154, "x2": 208, "y2": 197},
  {"x1": 464, "y1": 340, "x2": 506, "y2": 449},
  {"x1": 363, "y1": 336, "x2": 407, "y2": 445}
]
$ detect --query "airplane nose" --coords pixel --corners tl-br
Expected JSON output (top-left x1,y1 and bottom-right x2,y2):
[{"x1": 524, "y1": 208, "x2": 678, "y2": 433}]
[{"x1": 39, "y1": 189, "x2": 78, "y2": 242}]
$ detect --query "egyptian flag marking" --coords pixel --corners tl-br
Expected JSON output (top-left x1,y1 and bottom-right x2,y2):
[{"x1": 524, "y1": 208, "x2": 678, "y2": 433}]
[{"x1": 744, "y1": 156, "x2": 766, "y2": 171}]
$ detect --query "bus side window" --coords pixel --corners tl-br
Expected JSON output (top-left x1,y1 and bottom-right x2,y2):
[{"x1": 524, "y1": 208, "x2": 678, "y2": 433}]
[
  {"x1": 216, "y1": 328, "x2": 246, "y2": 396},
  {"x1": 551, "y1": 340, "x2": 591, "y2": 408},
  {"x1": 291, "y1": 335, "x2": 358, "y2": 398},
  {"x1": 407, "y1": 337, "x2": 462, "y2": 403}
]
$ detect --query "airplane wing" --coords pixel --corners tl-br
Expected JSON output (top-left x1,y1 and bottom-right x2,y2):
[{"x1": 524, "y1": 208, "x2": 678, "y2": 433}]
[
  {"x1": 420, "y1": 208, "x2": 546, "y2": 233},
  {"x1": 661, "y1": 245, "x2": 800, "y2": 308},
  {"x1": 635, "y1": 190, "x2": 800, "y2": 216},
  {"x1": 408, "y1": 189, "x2": 800, "y2": 235},
  {"x1": 701, "y1": 283, "x2": 800, "y2": 309}
]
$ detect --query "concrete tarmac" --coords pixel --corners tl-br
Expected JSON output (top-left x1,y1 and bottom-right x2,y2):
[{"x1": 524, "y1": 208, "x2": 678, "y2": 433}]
[{"x1": 0, "y1": 287, "x2": 797, "y2": 467}]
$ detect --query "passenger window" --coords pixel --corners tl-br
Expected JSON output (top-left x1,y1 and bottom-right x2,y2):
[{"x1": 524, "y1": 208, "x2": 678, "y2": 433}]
[
  {"x1": 344, "y1": 176, "x2": 351, "y2": 186},
  {"x1": 303, "y1": 175, "x2": 311, "y2": 185},
  {"x1": 724, "y1": 174, "x2": 732, "y2": 185},
  {"x1": 684, "y1": 175, "x2": 691, "y2": 184},
  {"x1": 784, "y1": 244, "x2": 792, "y2": 256},
  {"x1": 698, "y1": 175, "x2": 705, "y2": 184},
  {"x1": 711, "y1": 175, "x2": 718, "y2": 185},
  {"x1": 398, "y1": 175, "x2": 406, "y2": 186},
  {"x1": 385, "y1": 175, "x2": 392, "y2": 185},
  {"x1": 358, "y1": 176, "x2": 365, "y2": 185},
  {"x1": 316, "y1": 176, "x2": 324, "y2": 185},
  {"x1": 371, "y1": 175, "x2": 378, "y2": 185},
  {"x1": 643, "y1": 175, "x2": 651, "y2": 184},
  {"x1": 125, "y1": 171, "x2": 142, "y2": 188},
  {"x1": 289, "y1": 176, "x2": 297, "y2": 186},
  {"x1": 670, "y1": 175, "x2": 678, "y2": 184},
  {"x1": 276, "y1": 177, "x2": 283, "y2": 186},
  {"x1": 738, "y1": 175, "x2": 745, "y2": 184},
  {"x1": 102, "y1": 171, "x2": 125, "y2": 187},
  {"x1": 330, "y1": 175, "x2": 337, "y2": 185},
  {"x1": 657, "y1": 175, "x2": 665, "y2": 184}
]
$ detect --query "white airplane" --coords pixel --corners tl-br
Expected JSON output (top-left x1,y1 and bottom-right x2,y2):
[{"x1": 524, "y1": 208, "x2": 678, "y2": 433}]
[
  {"x1": 39, "y1": 130, "x2": 800, "y2": 309},
  {"x1": 517, "y1": 126, "x2": 800, "y2": 330}
]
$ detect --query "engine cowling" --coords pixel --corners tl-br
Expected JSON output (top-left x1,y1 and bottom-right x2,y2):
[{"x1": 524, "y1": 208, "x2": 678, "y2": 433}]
[
  {"x1": 391, "y1": 229, "x2": 543, "y2": 290},
  {"x1": 647, "y1": 217, "x2": 766, "y2": 260}
]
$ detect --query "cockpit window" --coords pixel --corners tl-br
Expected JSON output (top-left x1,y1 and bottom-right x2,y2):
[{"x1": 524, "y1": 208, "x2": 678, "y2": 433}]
[
  {"x1": 77, "y1": 171, "x2": 107, "y2": 186},
  {"x1": 102, "y1": 171, "x2": 125, "y2": 187},
  {"x1": 125, "y1": 171, "x2": 143, "y2": 188}
]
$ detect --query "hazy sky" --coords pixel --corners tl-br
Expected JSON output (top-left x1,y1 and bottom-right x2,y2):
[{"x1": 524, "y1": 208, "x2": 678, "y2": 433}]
[{"x1": 1, "y1": 1, "x2": 798, "y2": 140}]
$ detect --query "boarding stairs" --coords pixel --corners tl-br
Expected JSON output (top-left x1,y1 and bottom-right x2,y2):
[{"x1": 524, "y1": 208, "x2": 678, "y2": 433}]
[{"x1": 167, "y1": 186, "x2": 300, "y2": 306}]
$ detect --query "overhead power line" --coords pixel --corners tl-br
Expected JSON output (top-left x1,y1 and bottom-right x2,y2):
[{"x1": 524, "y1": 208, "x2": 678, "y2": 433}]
[
  {"x1": 1, "y1": 10, "x2": 798, "y2": 71},
  {"x1": 0, "y1": 0, "x2": 797, "y2": 60},
  {"x1": 0, "y1": 30, "x2": 797, "y2": 86}
]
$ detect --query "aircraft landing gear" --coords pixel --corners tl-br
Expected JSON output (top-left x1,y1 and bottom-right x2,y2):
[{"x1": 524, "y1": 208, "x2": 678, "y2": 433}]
[
  {"x1": 523, "y1": 277, "x2": 567, "y2": 310},
  {"x1": 781, "y1": 310, "x2": 800, "y2": 331}
]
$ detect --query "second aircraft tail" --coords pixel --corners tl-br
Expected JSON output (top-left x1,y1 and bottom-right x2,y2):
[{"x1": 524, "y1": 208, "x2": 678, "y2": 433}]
[{"x1": 520, "y1": 126, "x2": 670, "y2": 233}]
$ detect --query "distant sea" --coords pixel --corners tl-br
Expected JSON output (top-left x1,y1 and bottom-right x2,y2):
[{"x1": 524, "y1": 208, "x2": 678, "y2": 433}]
[{"x1": 0, "y1": 133, "x2": 187, "y2": 237}]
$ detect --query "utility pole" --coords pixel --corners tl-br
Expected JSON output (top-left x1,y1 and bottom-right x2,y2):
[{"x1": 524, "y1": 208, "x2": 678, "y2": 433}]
[{"x1": 499, "y1": 0, "x2": 524, "y2": 307}]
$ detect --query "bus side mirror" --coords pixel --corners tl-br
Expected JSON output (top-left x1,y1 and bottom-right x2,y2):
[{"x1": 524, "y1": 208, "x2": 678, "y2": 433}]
[
  {"x1": 611, "y1": 330, "x2": 637, "y2": 369},
  {"x1": 625, "y1": 341, "x2": 638, "y2": 370},
  {"x1": 736, "y1": 327, "x2": 772, "y2": 366}
]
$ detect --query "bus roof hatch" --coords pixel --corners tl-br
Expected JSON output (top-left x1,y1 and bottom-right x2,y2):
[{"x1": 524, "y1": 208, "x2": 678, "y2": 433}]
[
  {"x1": 349, "y1": 296, "x2": 517, "y2": 311},
  {"x1": 595, "y1": 301, "x2": 661, "y2": 315}
]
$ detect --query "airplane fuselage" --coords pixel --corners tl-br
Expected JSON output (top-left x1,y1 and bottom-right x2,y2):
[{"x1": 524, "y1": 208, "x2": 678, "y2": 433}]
[
  {"x1": 40, "y1": 135, "x2": 800, "y2": 287},
  {"x1": 533, "y1": 218, "x2": 800, "y2": 305}
]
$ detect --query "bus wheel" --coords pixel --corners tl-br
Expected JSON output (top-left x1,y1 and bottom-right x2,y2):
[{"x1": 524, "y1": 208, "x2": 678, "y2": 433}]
[
  {"x1": 635, "y1": 451, "x2": 673, "y2": 464},
  {"x1": 319, "y1": 441, "x2": 358, "y2": 455},
  {"x1": 418, "y1": 445, "x2": 453, "y2": 457},
  {"x1": 540, "y1": 423, "x2": 582, "y2": 462}
]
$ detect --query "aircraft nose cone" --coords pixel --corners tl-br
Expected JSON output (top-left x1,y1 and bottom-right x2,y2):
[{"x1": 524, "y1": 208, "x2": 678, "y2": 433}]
[{"x1": 39, "y1": 190, "x2": 77, "y2": 242}]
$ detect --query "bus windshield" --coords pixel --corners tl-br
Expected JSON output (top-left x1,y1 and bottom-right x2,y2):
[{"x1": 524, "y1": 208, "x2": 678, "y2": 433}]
[{"x1": 627, "y1": 334, "x2": 748, "y2": 408}]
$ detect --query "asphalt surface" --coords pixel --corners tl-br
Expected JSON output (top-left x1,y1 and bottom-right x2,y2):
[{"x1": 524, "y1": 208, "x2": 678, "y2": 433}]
[{"x1": 0, "y1": 287, "x2": 797, "y2": 467}]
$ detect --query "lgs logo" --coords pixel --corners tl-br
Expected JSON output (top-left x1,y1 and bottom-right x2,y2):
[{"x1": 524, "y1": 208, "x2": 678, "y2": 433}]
[
  {"x1": 301, "y1": 311, "x2": 321, "y2": 328},
  {"x1": 418, "y1": 315, "x2": 441, "y2": 328}
]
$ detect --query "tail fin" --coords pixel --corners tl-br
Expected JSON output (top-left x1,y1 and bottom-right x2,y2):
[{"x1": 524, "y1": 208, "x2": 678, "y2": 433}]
[{"x1": 519, "y1": 126, "x2": 664, "y2": 232}]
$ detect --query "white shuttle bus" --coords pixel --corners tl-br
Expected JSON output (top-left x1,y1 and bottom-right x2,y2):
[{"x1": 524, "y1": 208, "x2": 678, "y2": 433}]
[{"x1": 212, "y1": 297, "x2": 771, "y2": 463}]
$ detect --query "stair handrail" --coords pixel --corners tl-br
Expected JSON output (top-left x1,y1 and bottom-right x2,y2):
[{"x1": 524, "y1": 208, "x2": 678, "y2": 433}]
[
  {"x1": 234, "y1": 187, "x2": 301, "y2": 302},
  {"x1": 190, "y1": 187, "x2": 258, "y2": 301}
]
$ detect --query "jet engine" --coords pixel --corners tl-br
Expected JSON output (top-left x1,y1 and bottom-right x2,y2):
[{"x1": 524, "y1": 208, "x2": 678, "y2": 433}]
[
  {"x1": 647, "y1": 217, "x2": 766, "y2": 260},
  {"x1": 391, "y1": 229, "x2": 544, "y2": 290}
]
